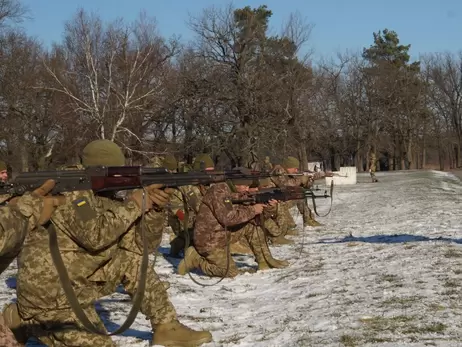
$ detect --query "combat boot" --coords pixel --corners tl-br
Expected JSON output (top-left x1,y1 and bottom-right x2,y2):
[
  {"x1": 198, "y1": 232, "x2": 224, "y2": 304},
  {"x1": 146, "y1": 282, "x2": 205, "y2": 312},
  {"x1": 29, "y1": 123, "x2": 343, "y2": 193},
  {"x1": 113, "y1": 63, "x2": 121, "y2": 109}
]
[
  {"x1": 178, "y1": 246, "x2": 201, "y2": 275},
  {"x1": 305, "y1": 218, "x2": 323, "y2": 227},
  {"x1": 3, "y1": 303, "x2": 28, "y2": 344},
  {"x1": 266, "y1": 257, "x2": 290, "y2": 269},
  {"x1": 151, "y1": 320, "x2": 212, "y2": 346},
  {"x1": 270, "y1": 235, "x2": 294, "y2": 245},
  {"x1": 229, "y1": 241, "x2": 253, "y2": 254},
  {"x1": 285, "y1": 227, "x2": 299, "y2": 236},
  {"x1": 250, "y1": 229, "x2": 290, "y2": 271}
]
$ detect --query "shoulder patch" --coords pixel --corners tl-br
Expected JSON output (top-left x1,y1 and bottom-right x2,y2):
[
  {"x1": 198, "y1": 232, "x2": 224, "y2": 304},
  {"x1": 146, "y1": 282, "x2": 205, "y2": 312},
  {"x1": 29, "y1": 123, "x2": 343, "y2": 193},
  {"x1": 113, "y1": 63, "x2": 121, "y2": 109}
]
[
  {"x1": 187, "y1": 191, "x2": 199, "y2": 212},
  {"x1": 72, "y1": 197, "x2": 97, "y2": 222}
]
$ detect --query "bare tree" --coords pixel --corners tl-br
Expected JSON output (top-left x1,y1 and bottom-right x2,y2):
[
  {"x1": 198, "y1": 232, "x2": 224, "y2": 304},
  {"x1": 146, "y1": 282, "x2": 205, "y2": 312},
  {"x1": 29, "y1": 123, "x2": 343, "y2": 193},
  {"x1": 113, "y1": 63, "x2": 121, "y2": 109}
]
[{"x1": 43, "y1": 9, "x2": 179, "y2": 152}]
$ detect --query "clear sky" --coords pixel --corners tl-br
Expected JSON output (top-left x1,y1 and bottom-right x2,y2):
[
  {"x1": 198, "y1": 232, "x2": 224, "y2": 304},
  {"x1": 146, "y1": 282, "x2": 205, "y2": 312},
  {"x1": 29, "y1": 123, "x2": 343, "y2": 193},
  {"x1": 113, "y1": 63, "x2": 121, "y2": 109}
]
[{"x1": 18, "y1": 0, "x2": 462, "y2": 62}]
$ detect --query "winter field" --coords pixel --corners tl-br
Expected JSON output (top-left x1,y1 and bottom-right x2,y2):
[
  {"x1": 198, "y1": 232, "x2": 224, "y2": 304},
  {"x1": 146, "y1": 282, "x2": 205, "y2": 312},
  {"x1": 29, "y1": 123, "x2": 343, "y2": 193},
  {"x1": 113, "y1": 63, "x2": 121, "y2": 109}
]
[{"x1": 1, "y1": 169, "x2": 462, "y2": 346}]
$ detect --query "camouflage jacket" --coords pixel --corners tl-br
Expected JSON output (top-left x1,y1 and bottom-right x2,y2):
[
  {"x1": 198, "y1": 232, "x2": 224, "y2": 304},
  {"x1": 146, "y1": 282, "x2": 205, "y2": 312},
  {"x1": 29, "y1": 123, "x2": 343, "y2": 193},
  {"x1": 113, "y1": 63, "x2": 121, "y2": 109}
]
[
  {"x1": 0, "y1": 193, "x2": 47, "y2": 273},
  {"x1": 193, "y1": 182, "x2": 256, "y2": 254},
  {"x1": 168, "y1": 185, "x2": 204, "y2": 233},
  {"x1": 0, "y1": 194, "x2": 11, "y2": 205},
  {"x1": 369, "y1": 153, "x2": 377, "y2": 171},
  {"x1": 16, "y1": 189, "x2": 164, "y2": 317}
]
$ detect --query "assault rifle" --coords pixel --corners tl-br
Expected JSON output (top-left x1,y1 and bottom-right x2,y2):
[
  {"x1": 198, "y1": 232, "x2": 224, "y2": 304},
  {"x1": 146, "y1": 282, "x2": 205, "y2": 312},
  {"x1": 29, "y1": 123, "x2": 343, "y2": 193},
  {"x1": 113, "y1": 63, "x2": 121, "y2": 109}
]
[
  {"x1": 231, "y1": 183, "x2": 334, "y2": 217},
  {"x1": 232, "y1": 185, "x2": 332, "y2": 204},
  {"x1": 0, "y1": 166, "x2": 272, "y2": 197}
]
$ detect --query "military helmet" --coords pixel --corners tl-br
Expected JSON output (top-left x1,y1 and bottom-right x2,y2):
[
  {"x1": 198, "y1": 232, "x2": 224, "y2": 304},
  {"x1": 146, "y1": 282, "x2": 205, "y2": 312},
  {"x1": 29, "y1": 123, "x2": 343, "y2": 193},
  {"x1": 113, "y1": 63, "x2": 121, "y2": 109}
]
[
  {"x1": 162, "y1": 154, "x2": 178, "y2": 171},
  {"x1": 81, "y1": 140, "x2": 125, "y2": 167},
  {"x1": 282, "y1": 156, "x2": 300, "y2": 169},
  {"x1": 193, "y1": 154, "x2": 214, "y2": 171}
]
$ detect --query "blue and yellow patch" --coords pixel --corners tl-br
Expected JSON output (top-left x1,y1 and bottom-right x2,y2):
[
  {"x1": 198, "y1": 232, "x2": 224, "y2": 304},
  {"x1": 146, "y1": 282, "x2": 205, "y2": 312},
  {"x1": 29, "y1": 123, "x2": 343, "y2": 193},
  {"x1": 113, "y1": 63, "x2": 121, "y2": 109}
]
[
  {"x1": 71, "y1": 197, "x2": 96, "y2": 221},
  {"x1": 75, "y1": 199, "x2": 87, "y2": 207}
]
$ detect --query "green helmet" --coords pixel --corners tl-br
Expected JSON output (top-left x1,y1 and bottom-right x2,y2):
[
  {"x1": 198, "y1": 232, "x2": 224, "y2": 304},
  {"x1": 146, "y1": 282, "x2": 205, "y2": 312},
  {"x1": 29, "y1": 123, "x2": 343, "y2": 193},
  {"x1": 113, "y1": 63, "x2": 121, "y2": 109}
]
[
  {"x1": 162, "y1": 154, "x2": 178, "y2": 171},
  {"x1": 282, "y1": 156, "x2": 300, "y2": 169},
  {"x1": 193, "y1": 154, "x2": 214, "y2": 170},
  {"x1": 81, "y1": 140, "x2": 125, "y2": 167}
]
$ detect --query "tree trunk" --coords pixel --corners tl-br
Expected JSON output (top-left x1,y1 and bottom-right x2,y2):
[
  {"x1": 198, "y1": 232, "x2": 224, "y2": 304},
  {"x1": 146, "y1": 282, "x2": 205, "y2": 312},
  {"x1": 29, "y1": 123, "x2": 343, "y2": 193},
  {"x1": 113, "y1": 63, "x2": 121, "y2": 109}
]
[
  {"x1": 19, "y1": 142, "x2": 28, "y2": 172},
  {"x1": 299, "y1": 147, "x2": 308, "y2": 170},
  {"x1": 454, "y1": 143, "x2": 460, "y2": 168}
]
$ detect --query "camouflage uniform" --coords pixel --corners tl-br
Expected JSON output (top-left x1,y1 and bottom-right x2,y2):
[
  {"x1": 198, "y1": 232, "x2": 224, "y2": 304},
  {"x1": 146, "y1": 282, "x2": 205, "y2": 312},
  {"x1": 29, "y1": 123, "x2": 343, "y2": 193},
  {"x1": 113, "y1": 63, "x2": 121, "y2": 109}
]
[
  {"x1": 0, "y1": 194, "x2": 51, "y2": 347},
  {"x1": 15, "y1": 140, "x2": 212, "y2": 347},
  {"x1": 168, "y1": 185, "x2": 204, "y2": 257},
  {"x1": 273, "y1": 157, "x2": 324, "y2": 228},
  {"x1": 166, "y1": 154, "x2": 211, "y2": 257},
  {"x1": 0, "y1": 160, "x2": 11, "y2": 204},
  {"x1": 257, "y1": 178, "x2": 294, "y2": 245},
  {"x1": 178, "y1": 180, "x2": 289, "y2": 278}
]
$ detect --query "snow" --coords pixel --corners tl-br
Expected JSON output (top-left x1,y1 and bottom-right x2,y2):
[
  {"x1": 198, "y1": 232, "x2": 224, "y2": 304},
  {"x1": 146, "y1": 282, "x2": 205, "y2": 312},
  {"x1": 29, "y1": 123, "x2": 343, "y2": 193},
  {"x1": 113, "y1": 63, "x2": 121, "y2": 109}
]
[{"x1": 2, "y1": 169, "x2": 462, "y2": 346}]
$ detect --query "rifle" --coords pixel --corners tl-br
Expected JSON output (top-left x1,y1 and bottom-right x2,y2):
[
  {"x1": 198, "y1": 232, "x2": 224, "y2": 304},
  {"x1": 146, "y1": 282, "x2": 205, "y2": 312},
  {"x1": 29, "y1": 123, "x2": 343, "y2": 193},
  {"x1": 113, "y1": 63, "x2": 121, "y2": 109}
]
[
  {"x1": 0, "y1": 166, "x2": 272, "y2": 197},
  {"x1": 232, "y1": 185, "x2": 331, "y2": 204},
  {"x1": 231, "y1": 182, "x2": 334, "y2": 217}
]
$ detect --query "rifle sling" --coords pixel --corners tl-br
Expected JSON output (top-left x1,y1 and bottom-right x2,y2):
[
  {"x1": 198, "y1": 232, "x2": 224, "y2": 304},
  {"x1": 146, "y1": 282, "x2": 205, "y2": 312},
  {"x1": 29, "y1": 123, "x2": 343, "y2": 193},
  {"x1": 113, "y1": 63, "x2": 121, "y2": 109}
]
[{"x1": 48, "y1": 219, "x2": 149, "y2": 335}]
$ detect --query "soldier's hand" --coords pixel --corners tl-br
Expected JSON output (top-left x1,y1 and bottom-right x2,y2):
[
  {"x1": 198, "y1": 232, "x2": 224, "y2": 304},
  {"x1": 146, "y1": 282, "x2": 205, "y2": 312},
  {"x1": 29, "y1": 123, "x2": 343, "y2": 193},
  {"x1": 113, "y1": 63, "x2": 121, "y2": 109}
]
[
  {"x1": 33, "y1": 180, "x2": 66, "y2": 225},
  {"x1": 253, "y1": 203, "x2": 266, "y2": 214},
  {"x1": 146, "y1": 184, "x2": 174, "y2": 208},
  {"x1": 9, "y1": 180, "x2": 66, "y2": 225},
  {"x1": 32, "y1": 179, "x2": 56, "y2": 196},
  {"x1": 130, "y1": 189, "x2": 153, "y2": 211},
  {"x1": 267, "y1": 199, "x2": 278, "y2": 206}
]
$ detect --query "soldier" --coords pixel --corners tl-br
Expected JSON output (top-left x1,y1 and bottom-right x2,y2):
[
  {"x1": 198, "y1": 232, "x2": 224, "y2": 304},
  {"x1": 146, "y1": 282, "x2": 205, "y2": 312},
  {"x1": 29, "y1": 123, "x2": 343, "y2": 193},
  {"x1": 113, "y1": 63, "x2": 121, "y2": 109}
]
[
  {"x1": 0, "y1": 161, "x2": 8, "y2": 183},
  {"x1": 257, "y1": 177, "x2": 294, "y2": 246},
  {"x1": 0, "y1": 180, "x2": 65, "y2": 347},
  {"x1": 273, "y1": 156, "x2": 324, "y2": 227},
  {"x1": 369, "y1": 146, "x2": 379, "y2": 183},
  {"x1": 10, "y1": 140, "x2": 212, "y2": 347},
  {"x1": 167, "y1": 154, "x2": 214, "y2": 257},
  {"x1": 0, "y1": 161, "x2": 10, "y2": 205},
  {"x1": 178, "y1": 168, "x2": 289, "y2": 278},
  {"x1": 261, "y1": 156, "x2": 273, "y2": 172}
]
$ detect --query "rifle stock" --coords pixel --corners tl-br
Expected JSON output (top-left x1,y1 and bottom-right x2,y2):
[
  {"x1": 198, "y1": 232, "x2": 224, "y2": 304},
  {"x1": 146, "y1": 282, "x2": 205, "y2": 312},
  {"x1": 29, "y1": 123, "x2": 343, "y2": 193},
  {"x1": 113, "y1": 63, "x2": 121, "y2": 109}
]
[{"x1": 0, "y1": 166, "x2": 272, "y2": 196}]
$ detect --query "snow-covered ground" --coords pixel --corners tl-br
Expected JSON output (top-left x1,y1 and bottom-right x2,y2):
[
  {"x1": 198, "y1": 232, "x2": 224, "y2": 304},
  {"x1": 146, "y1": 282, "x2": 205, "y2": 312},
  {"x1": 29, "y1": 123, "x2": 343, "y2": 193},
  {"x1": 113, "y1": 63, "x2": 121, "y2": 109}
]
[{"x1": 2, "y1": 170, "x2": 462, "y2": 346}]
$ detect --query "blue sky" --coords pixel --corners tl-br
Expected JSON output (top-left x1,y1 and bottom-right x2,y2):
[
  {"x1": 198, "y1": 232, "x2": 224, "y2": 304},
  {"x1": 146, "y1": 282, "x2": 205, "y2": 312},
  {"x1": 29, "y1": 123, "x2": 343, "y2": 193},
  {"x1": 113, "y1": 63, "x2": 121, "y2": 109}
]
[{"x1": 18, "y1": 0, "x2": 462, "y2": 62}]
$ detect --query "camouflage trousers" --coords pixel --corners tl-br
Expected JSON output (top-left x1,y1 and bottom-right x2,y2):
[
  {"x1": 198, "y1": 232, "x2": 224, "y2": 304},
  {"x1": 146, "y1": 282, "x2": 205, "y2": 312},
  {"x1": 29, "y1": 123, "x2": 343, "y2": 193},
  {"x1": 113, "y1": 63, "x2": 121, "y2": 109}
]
[
  {"x1": 196, "y1": 224, "x2": 270, "y2": 278},
  {"x1": 262, "y1": 217, "x2": 283, "y2": 238},
  {"x1": 296, "y1": 200, "x2": 317, "y2": 226},
  {"x1": 277, "y1": 202, "x2": 297, "y2": 233},
  {"x1": 370, "y1": 170, "x2": 377, "y2": 182},
  {"x1": 0, "y1": 315, "x2": 22, "y2": 347},
  {"x1": 18, "y1": 249, "x2": 177, "y2": 347}
]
